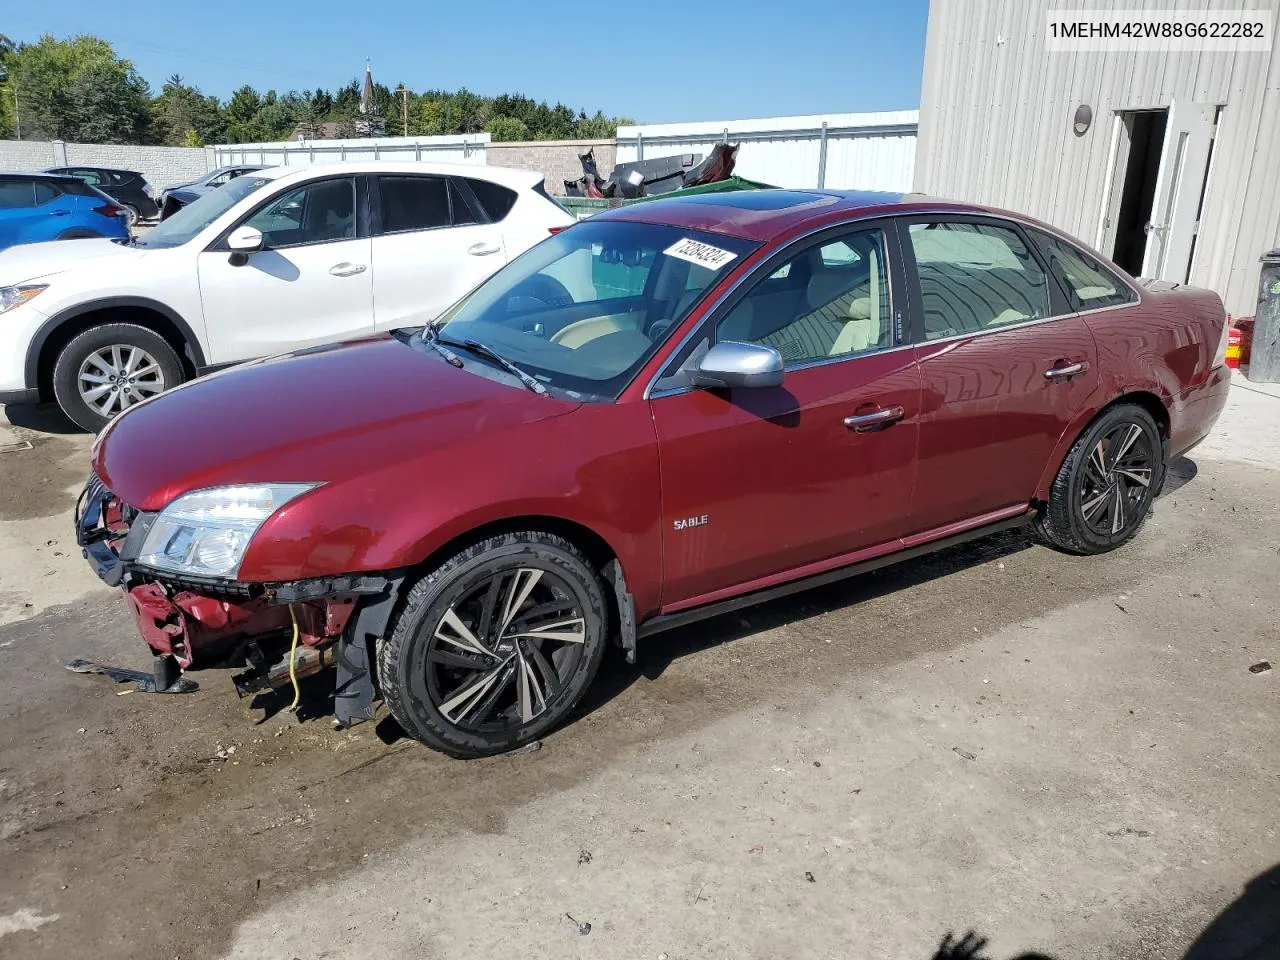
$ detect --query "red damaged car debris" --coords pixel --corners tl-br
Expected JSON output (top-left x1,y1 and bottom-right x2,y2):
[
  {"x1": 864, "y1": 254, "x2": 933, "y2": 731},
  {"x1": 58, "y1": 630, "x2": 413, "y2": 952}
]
[{"x1": 77, "y1": 189, "x2": 1229, "y2": 758}]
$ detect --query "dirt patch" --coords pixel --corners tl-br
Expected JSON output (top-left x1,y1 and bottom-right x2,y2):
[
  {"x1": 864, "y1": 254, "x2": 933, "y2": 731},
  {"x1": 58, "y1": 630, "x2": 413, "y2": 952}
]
[{"x1": 0, "y1": 433, "x2": 86, "y2": 522}]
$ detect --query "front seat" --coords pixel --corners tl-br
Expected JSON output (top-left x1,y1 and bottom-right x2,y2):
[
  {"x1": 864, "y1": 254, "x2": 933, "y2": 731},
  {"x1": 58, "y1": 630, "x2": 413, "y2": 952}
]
[{"x1": 821, "y1": 248, "x2": 884, "y2": 355}]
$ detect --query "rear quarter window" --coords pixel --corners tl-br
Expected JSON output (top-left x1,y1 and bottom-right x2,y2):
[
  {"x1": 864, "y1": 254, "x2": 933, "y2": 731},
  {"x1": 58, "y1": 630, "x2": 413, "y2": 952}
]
[
  {"x1": 1029, "y1": 229, "x2": 1137, "y2": 311},
  {"x1": 465, "y1": 177, "x2": 518, "y2": 222}
]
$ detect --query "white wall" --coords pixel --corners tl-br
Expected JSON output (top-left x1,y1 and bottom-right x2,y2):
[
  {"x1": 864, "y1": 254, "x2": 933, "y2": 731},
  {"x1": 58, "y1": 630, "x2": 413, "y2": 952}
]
[
  {"x1": 0, "y1": 140, "x2": 212, "y2": 190},
  {"x1": 212, "y1": 134, "x2": 488, "y2": 168},
  {"x1": 615, "y1": 111, "x2": 919, "y2": 192},
  {"x1": 916, "y1": 0, "x2": 1280, "y2": 316}
]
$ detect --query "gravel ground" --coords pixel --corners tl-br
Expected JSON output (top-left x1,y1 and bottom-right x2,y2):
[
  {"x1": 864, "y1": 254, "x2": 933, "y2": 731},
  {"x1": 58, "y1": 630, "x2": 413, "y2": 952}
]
[{"x1": 0, "y1": 375, "x2": 1277, "y2": 960}]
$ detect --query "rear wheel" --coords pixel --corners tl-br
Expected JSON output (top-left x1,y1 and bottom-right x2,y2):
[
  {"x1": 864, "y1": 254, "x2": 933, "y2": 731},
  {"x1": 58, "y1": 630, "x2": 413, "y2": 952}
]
[
  {"x1": 1035, "y1": 403, "x2": 1164, "y2": 555},
  {"x1": 52, "y1": 323, "x2": 185, "y2": 432},
  {"x1": 378, "y1": 532, "x2": 609, "y2": 758},
  {"x1": 121, "y1": 204, "x2": 140, "y2": 228}
]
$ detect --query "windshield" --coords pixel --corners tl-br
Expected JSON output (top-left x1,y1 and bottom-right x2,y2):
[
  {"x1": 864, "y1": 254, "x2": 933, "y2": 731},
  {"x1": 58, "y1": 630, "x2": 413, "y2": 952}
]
[
  {"x1": 429, "y1": 220, "x2": 757, "y2": 399},
  {"x1": 144, "y1": 175, "x2": 272, "y2": 249}
]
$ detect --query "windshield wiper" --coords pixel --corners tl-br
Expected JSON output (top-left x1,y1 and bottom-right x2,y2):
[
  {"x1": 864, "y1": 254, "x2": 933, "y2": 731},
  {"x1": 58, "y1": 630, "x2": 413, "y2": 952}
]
[
  {"x1": 432, "y1": 330, "x2": 548, "y2": 396},
  {"x1": 420, "y1": 325, "x2": 464, "y2": 368}
]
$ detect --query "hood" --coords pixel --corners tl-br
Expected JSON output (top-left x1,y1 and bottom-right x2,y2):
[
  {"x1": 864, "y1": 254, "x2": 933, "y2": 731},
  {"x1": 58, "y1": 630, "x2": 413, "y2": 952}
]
[
  {"x1": 93, "y1": 334, "x2": 580, "y2": 511},
  {"x1": 0, "y1": 238, "x2": 145, "y2": 286}
]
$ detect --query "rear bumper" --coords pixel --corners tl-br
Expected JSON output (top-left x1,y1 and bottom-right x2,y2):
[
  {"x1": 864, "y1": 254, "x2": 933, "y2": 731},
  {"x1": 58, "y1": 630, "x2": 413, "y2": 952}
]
[{"x1": 1171, "y1": 364, "x2": 1231, "y2": 459}]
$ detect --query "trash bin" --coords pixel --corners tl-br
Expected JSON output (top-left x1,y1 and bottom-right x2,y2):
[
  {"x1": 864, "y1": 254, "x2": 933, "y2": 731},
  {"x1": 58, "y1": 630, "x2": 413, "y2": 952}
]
[{"x1": 1252, "y1": 249, "x2": 1280, "y2": 382}]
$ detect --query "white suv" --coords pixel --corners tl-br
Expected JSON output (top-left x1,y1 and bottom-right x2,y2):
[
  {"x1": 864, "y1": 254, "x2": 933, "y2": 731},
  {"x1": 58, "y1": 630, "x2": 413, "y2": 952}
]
[{"x1": 0, "y1": 161, "x2": 573, "y2": 431}]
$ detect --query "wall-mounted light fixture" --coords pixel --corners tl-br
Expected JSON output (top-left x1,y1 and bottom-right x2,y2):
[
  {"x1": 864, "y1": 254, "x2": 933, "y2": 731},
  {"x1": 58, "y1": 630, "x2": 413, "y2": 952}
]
[{"x1": 1073, "y1": 104, "x2": 1093, "y2": 137}]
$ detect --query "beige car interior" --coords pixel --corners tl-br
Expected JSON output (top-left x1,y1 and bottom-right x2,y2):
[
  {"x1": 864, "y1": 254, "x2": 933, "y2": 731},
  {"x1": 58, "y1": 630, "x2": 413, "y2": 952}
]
[
  {"x1": 549, "y1": 310, "x2": 647, "y2": 348},
  {"x1": 717, "y1": 242, "x2": 890, "y2": 364}
]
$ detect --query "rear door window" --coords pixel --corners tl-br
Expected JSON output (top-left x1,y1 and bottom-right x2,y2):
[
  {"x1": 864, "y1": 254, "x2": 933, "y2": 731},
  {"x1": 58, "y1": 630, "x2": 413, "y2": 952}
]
[
  {"x1": 906, "y1": 221, "x2": 1050, "y2": 340},
  {"x1": 377, "y1": 176, "x2": 451, "y2": 233},
  {"x1": 33, "y1": 181, "x2": 61, "y2": 205},
  {"x1": 1028, "y1": 229, "x2": 1137, "y2": 311}
]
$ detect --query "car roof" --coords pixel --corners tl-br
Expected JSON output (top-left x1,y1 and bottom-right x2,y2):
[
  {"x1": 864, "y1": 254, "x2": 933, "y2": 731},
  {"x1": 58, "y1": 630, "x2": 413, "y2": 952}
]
[
  {"x1": 593, "y1": 189, "x2": 1016, "y2": 241},
  {"x1": 50, "y1": 165, "x2": 140, "y2": 175},
  {"x1": 1, "y1": 170, "x2": 80, "y2": 180},
  {"x1": 255, "y1": 161, "x2": 544, "y2": 190}
]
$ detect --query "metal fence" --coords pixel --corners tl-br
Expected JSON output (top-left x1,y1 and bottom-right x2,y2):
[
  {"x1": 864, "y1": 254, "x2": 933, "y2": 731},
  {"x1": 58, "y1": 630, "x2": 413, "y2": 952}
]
[
  {"x1": 211, "y1": 133, "x2": 489, "y2": 168},
  {"x1": 615, "y1": 111, "x2": 919, "y2": 192}
]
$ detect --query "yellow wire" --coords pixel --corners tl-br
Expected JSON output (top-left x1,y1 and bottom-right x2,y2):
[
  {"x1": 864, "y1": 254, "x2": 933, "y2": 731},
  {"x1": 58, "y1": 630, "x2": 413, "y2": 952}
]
[{"x1": 287, "y1": 603, "x2": 301, "y2": 713}]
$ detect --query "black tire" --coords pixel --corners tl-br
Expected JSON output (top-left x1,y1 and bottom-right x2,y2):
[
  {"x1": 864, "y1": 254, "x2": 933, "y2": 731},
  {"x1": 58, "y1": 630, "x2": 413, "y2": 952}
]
[
  {"x1": 52, "y1": 323, "x2": 185, "y2": 433},
  {"x1": 56, "y1": 229, "x2": 105, "y2": 240},
  {"x1": 121, "y1": 204, "x2": 140, "y2": 228},
  {"x1": 1034, "y1": 403, "x2": 1164, "y2": 555},
  {"x1": 377, "y1": 532, "x2": 609, "y2": 758}
]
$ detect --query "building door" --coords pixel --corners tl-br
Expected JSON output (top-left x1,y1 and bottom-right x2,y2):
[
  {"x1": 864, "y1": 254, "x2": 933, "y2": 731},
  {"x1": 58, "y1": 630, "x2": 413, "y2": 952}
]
[
  {"x1": 1100, "y1": 102, "x2": 1217, "y2": 283},
  {"x1": 1141, "y1": 101, "x2": 1218, "y2": 283}
]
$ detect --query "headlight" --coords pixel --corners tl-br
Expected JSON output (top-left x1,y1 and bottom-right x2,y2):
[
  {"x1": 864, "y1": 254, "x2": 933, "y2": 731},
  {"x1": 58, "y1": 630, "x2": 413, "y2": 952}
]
[
  {"x1": 137, "y1": 483, "x2": 318, "y2": 578},
  {"x1": 0, "y1": 284, "x2": 48, "y2": 314}
]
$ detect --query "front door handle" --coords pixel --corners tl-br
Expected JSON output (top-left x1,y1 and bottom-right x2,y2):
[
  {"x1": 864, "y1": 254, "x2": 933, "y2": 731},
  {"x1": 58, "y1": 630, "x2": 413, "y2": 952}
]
[
  {"x1": 50, "y1": 209, "x2": 71, "y2": 216},
  {"x1": 844, "y1": 405, "x2": 905, "y2": 432},
  {"x1": 329, "y1": 262, "x2": 367, "y2": 277},
  {"x1": 468, "y1": 242, "x2": 501, "y2": 257},
  {"x1": 1044, "y1": 360, "x2": 1089, "y2": 380}
]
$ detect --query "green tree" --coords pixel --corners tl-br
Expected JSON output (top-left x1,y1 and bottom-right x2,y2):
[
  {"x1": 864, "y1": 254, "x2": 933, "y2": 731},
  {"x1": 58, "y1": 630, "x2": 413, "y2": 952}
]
[
  {"x1": 576, "y1": 110, "x2": 622, "y2": 139},
  {"x1": 484, "y1": 114, "x2": 528, "y2": 142},
  {"x1": 1, "y1": 34, "x2": 152, "y2": 143},
  {"x1": 153, "y1": 74, "x2": 224, "y2": 146}
]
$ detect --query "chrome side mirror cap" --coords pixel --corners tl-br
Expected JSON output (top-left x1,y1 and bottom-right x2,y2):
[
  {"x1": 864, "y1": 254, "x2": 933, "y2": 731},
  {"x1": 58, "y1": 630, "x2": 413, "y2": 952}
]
[{"x1": 691, "y1": 341, "x2": 784, "y2": 390}]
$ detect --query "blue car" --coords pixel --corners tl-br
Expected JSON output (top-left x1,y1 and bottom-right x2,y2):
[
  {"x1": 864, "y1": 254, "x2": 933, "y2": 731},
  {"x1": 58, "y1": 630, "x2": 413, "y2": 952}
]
[{"x1": 0, "y1": 171, "x2": 130, "y2": 252}]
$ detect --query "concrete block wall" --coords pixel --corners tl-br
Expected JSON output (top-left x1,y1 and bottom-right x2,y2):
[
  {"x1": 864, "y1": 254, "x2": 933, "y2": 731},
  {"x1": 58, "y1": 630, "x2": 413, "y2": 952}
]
[
  {"x1": 485, "y1": 139, "x2": 616, "y2": 195},
  {"x1": 0, "y1": 140, "x2": 213, "y2": 191}
]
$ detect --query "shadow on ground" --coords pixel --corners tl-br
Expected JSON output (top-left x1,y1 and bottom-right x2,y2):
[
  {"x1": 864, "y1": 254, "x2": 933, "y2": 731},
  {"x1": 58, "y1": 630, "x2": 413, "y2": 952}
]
[
  {"x1": 935, "y1": 861, "x2": 1280, "y2": 959},
  {"x1": 2, "y1": 402, "x2": 82, "y2": 435}
]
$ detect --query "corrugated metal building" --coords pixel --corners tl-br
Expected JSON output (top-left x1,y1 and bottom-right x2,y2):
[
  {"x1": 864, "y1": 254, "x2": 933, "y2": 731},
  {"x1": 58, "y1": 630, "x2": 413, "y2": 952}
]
[
  {"x1": 915, "y1": 0, "x2": 1280, "y2": 316},
  {"x1": 616, "y1": 112, "x2": 919, "y2": 193}
]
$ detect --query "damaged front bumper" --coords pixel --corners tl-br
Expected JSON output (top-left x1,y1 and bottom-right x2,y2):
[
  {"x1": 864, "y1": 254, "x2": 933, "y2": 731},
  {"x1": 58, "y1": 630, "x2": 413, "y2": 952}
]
[{"x1": 75, "y1": 475, "x2": 402, "y2": 725}]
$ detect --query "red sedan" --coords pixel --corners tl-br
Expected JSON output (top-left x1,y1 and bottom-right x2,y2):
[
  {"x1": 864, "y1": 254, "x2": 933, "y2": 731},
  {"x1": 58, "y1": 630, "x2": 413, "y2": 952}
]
[{"x1": 77, "y1": 189, "x2": 1230, "y2": 757}]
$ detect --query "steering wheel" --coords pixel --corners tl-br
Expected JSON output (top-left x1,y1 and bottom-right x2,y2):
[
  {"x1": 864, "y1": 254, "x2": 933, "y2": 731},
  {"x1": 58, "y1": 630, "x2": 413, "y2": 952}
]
[{"x1": 509, "y1": 275, "x2": 573, "y2": 311}]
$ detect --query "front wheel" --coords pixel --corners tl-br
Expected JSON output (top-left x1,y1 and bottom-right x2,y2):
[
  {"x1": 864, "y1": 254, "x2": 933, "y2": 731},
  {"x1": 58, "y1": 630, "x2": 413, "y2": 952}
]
[
  {"x1": 1035, "y1": 403, "x2": 1164, "y2": 555},
  {"x1": 377, "y1": 532, "x2": 609, "y2": 758},
  {"x1": 52, "y1": 323, "x2": 185, "y2": 432}
]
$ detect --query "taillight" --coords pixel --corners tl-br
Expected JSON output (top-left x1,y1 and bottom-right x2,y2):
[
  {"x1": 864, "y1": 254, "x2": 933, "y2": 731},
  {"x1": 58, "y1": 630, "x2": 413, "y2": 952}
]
[
  {"x1": 549, "y1": 225, "x2": 569, "y2": 235},
  {"x1": 1211, "y1": 312, "x2": 1232, "y2": 369},
  {"x1": 93, "y1": 202, "x2": 125, "y2": 219}
]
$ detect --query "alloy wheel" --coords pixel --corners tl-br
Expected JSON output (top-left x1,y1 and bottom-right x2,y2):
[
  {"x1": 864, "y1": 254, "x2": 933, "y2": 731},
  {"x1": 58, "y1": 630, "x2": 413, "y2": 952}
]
[
  {"x1": 76, "y1": 344, "x2": 167, "y2": 417},
  {"x1": 1076, "y1": 421, "x2": 1155, "y2": 536},
  {"x1": 425, "y1": 567, "x2": 588, "y2": 732}
]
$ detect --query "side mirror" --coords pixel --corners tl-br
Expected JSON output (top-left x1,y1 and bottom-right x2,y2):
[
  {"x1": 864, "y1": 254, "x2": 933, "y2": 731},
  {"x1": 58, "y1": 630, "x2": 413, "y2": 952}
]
[
  {"x1": 227, "y1": 226, "x2": 264, "y2": 253},
  {"x1": 691, "y1": 341, "x2": 784, "y2": 390}
]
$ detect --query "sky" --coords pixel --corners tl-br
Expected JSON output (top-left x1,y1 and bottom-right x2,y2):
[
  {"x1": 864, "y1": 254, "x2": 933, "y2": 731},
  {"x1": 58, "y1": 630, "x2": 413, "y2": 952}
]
[{"x1": 4, "y1": 0, "x2": 929, "y2": 122}]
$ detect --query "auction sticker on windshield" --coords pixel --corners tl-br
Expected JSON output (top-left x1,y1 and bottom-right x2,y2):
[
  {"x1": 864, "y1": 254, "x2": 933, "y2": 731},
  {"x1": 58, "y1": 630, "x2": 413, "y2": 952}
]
[{"x1": 664, "y1": 238, "x2": 739, "y2": 269}]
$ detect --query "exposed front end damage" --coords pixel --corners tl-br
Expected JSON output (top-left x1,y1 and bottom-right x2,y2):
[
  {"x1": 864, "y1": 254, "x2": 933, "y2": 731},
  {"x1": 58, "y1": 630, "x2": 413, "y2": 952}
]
[{"x1": 75, "y1": 475, "x2": 400, "y2": 725}]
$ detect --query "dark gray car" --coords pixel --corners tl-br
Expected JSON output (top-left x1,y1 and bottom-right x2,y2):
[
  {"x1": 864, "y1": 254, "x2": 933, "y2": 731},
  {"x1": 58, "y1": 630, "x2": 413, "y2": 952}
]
[{"x1": 159, "y1": 165, "x2": 266, "y2": 219}]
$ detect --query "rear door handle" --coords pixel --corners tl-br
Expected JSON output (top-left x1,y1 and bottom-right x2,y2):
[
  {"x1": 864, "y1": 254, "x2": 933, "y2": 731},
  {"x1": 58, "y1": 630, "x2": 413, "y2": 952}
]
[
  {"x1": 329, "y1": 262, "x2": 367, "y2": 277},
  {"x1": 1044, "y1": 360, "x2": 1089, "y2": 380},
  {"x1": 844, "y1": 405, "x2": 905, "y2": 432},
  {"x1": 50, "y1": 209, "x2": 71, "y2": 216},
  {"x1": 468, "y1": 242, "x2": 501, "y2": 257}
]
